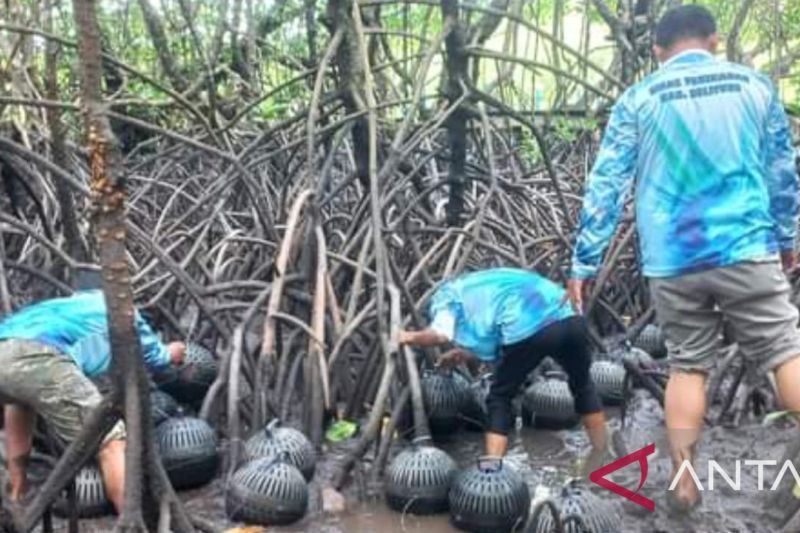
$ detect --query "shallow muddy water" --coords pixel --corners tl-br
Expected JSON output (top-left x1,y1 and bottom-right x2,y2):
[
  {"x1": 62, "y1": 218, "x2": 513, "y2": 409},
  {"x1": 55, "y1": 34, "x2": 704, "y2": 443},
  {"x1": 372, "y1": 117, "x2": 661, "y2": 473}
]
[
  {"x1": 14, "y1": 389, "x2": 800, "y2": 532},
  {"x1": 272, "y1": 390, "x2": 797, "y2": 533}
]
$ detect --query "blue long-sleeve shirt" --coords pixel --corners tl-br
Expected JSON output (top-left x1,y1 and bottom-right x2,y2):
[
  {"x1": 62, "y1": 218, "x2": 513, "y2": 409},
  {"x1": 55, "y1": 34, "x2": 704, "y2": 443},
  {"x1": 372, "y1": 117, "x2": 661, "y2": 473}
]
[
  {"x1": 428, "y1": 268, "x2": 574, "y2": 361},
  {"x1": 572, "y1": 50, "x2": 798, "y2": 279},
  {"x1": 0, "y1": 290, "x2": 171, "y2": 377}
]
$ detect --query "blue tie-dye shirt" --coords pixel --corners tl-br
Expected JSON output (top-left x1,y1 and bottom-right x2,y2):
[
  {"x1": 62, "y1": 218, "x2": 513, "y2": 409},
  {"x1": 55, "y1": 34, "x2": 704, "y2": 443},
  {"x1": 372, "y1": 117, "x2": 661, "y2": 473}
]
[
  {"x1": 572, "y1": 50, "x2": 798, "y2": 279},
  {"x1": 0, "y1": 290, "x2": 172, "y2": 377},
  {"x1": 428, "y1": 268, "x2": 574, "y2": 361}
]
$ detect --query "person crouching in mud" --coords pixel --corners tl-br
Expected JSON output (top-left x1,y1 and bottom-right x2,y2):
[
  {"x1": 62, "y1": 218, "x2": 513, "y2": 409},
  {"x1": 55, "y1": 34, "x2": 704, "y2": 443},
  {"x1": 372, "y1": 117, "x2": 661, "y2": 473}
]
[
  {"x1": 0, "y1": 289, "x2": 186, "y2": 512},
  {"x1": 397, "y1": 267, "x2": 608, "y2": 460}
]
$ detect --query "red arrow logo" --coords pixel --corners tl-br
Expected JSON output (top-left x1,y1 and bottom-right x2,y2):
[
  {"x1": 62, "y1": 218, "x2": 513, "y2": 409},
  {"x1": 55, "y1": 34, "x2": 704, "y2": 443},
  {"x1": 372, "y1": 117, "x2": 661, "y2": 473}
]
[{"x1": 589, "y1": 442, "x2": 656, "y2": 511}]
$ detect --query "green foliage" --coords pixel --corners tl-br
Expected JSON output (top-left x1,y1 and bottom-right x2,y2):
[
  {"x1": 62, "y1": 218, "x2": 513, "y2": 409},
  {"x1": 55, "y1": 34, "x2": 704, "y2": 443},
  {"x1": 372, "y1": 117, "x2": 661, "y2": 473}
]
[
  {"x1": 552, "y1": 116, "x2": 576, "y2": 143},
  {"x1": 258, "y1": 97, "x2": 291, "y2": 120},
  {"x1": 4, "y1": 0, "x2": 800, "y2": 127},
  {"x1": 763, "y1": 410, "x2": 800, "y2": 425},
  {"x1": 519, "y1": 128, "x2": 541, "y2": 163},
  {"x1": 128, "y1": 79, "x2": 166, "y2": 102},
  {"x1": 326, "y1": 419, "x2": 358, "y2": 442}
]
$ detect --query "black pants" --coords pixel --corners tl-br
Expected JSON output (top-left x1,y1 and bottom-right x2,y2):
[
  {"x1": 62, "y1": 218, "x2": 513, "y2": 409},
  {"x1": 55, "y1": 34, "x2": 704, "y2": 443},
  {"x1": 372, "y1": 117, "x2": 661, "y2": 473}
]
[{"x1": 486, "y1": 316, "x2": 602, "y2": 435}]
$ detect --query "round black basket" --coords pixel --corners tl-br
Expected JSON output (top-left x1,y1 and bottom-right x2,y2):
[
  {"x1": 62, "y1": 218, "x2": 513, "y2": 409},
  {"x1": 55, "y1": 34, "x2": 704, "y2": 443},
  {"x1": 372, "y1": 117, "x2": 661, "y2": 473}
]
[
  {"x1": 244, "y1": 420, "x2": 316, "y2": 481},
  {"x1": 449, "y1": 457, "x2": 530, "y2": 533},
  {"x1": 602, "y1": 341, "x2": 653, "y2": 367},
  {"x1": 157, "y1": 342, "x2": 219, "y2": 405},
  {"x1": 226, "y1": 456, "x2": 308, "y2": 526},
  {"x1": 385, "y1": 443, "x2": 457, "y2": 514},
  {"x1": 151, "y1": 390, "x2": 179, "y2": 426},
  {"x1": 53, "y1": 465, "x2": 111, "y2": 518},
  {"x1": 606, "y1": 345, "x2": 657, "y2": 391},
  {"x1": 522, "y1": 376, "x2": 578, "y2": 429},
  {"x1": 455, "y1": 372, "x2": 491, "y2": 432},
  {"x1": 632, "y1": 325, "x2": 666, "y2": 359},
  {"x1": 421, "y1": 371, "x2": 464, "y2": 436},
  {"x1": 157, "y1": 416, "x2": 218, "y2": 489},
  {"x1": 621, "y1": 346, "x2": 654, "y2": 366},
  {"x1": 527, "y1": 481, "x2": 620, "y2": 533},
  {"x1": 590, "y1": 360, "x2": 625, "y2": 406},
  {"x1": 452, "y1": 371, "x2": 474, "y2": 410}
]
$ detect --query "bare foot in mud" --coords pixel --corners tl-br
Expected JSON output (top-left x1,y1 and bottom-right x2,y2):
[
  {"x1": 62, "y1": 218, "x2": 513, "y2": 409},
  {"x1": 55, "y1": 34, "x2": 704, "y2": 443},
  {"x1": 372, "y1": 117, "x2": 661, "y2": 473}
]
[{"x1": 667, "y1": 468, "x2": 701, "y2": 514}]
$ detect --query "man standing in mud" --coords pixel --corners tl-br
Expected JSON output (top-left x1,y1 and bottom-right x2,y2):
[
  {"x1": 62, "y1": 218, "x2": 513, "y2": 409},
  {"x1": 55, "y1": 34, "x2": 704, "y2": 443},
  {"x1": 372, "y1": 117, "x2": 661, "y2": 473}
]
[
  {"x1": 568, "y1": 5, "x2": 800, "y2": 511},
  {"x1": 0, "y1": 289, "x2": 186, "y2": 512},
  {"x1": 397, "y1": 267, "x2": 608, "y2": 459}
]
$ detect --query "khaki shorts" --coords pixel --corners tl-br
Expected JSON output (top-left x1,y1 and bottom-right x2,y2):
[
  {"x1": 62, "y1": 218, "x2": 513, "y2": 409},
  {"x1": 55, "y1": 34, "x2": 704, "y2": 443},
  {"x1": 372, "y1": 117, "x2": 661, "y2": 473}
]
[
  {"x1": 0, "y1": 339, "x2": 126, "y2": 445},
  {"x1": 650, "y1": 260, "x2": 800, "y2": 374}
]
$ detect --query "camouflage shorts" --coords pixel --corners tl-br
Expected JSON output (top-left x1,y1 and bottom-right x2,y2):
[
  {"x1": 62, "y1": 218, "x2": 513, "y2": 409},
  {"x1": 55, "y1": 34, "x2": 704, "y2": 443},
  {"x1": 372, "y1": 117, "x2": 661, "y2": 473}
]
[{"x1": 0, "y1": 338, "x2": 126, "y2": 446}]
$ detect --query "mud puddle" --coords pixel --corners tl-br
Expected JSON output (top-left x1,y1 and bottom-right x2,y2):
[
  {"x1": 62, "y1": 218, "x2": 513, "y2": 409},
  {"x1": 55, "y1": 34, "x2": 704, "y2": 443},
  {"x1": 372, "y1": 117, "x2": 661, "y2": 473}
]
[
  {"x1": 280, "y1": 391, "x2": 795, "y2": 533},
  {"x1": 11, "y1": 389, "x2": 798, "y2": 532}
]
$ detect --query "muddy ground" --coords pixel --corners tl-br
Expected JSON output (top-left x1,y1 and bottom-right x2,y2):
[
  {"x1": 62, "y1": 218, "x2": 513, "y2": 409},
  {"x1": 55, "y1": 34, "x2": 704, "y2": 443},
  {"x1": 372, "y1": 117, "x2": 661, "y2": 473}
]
[{"x1": 8, "y1": 389, "x2": 799, "y2": 532}]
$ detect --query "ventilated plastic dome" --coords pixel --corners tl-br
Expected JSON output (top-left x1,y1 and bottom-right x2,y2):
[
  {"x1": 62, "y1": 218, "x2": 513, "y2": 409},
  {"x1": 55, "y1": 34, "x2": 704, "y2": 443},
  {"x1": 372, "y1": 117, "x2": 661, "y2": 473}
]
[
  {"x1": 590, "y1": 360, "x2": 626, "y2": 406},
  {"x1": 455, "y1": 372, "x2": 491, "y2": 432},
  {"x1": 421, "y1": 371, "x2": 464, "y2": 436},
  {"x1": 386, "y1": 443, "x2": 457, "y2": 514},
  {"x1": 157, "y1": 416, "x2": 218, "y2": 489},
  {"x1": 632, "y1": 324, "x2": 667, "y2": 359},
  {"x1": 602, "y1": 341, "x2": 653, "y2": 367},
  {"x1": 184, "y1": 343, "x2": 219, "y2": 382},
  {"x1": 621, "y1": 346, "x2": 654, "y2": 366},
  {"x1": 449, "y1": 457, "x2": 530, "y2": 533},
  {"x1": 522, "y1": 376, "x2": 578, "y2": 429},
  {"x1": 226, "y1": 456, "x2": 308, "y2": 526},
  {"x1": 151, "y1": 390, "x2": 179, "y2": 426},
  {"x1": 527, "y1": 481, "x2": 620, "y2": 533},
  {"x1": 244, "y1": 420, "x2": 316, "y2": 481},
  {"x1": 603, "y1": 344, "x2": 659, "y2": 392},
  {"x1": 54, "y1": 465, "x2": 110, "y2": 518},
  {"x1": 158, "y1": 342, "x2": 219, "y2": 405}
]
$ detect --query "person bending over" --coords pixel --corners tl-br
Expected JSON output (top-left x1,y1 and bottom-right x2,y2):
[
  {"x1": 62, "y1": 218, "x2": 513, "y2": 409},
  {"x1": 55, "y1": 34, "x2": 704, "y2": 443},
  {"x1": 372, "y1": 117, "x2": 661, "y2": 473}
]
[
  {"x1": 398, "y1": 267, "x2": 607, "y2": 458},
  {"x1": 0, "y1": 289, "x2": 185, "y2": 511}
]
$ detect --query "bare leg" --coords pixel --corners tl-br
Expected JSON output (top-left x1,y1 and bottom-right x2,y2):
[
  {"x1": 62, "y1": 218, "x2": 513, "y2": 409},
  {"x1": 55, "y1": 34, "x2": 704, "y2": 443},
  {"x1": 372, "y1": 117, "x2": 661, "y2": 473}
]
[
  {"x1": 485, "y1": 431, "x2": 508, "y2": 457},
  {"x1": 665, "y1": 371, "x2": 706, "y2": 508},
  {"x1": 582, "y1": 411, "x2": 608, "y2": 450},
  {"x1": 97, "y1": 439, "x2": 126, "y2": 513},
  {"x1": 774, "y1": 356, "x2": 800, "y2": 411},
  {"x1": 4, "y1": 404, "x2": 34, "y2": 501}
]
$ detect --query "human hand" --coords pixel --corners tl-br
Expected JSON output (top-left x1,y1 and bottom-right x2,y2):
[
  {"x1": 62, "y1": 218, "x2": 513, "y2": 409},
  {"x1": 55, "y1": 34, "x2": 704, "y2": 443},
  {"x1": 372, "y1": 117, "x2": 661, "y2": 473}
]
[
  {"x1": 168, "y1": 341, "x2": 186, "y2": 367},
  {"x1": 566, "y1": 278, "x2": 594, "y2": 314},
  {"x1": 436, "y1": 348, "x2": 468, "y2": 368},
  {"x1": 395, "y1": 329, "x2": 409, "y2": 346}
]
